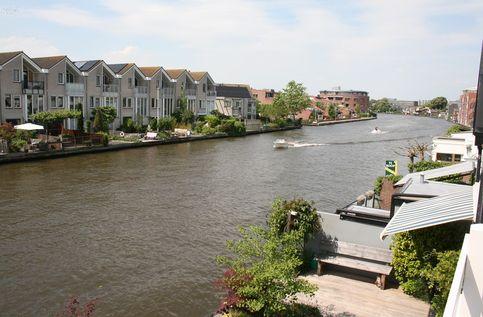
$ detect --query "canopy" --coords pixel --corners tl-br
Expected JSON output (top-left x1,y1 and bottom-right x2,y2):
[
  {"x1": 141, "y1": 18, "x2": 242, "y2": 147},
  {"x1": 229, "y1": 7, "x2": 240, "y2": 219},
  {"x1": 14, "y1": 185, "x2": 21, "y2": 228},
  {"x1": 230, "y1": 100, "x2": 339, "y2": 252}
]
[
  {"x1": 395, "y1": 161, "x2": 475, "y2": 186},
  {"x1": 380, "y1": 190, "x2": 474, "y2": 240},
  {"x1": 14, "y1": 123, "x2": 44, "y2": 130}
]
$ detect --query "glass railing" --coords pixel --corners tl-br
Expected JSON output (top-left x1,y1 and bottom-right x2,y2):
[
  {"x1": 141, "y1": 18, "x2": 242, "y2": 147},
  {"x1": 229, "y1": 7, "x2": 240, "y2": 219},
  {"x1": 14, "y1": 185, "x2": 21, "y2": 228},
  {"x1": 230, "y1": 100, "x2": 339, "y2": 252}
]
[
  {"x1": 135, "y1": 85, "x2": 148, "y2": 94},
  {"x1": 103, "y1": 84, "x2": 119, "y2": 93}
]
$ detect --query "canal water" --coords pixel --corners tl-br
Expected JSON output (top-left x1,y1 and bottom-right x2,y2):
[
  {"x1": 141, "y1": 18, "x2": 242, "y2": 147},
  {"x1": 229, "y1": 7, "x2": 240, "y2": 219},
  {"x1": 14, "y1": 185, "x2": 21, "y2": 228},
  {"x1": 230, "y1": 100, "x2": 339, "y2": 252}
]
[{"x1": 0, "y1": 114, "x2": 450, "y2": 316}]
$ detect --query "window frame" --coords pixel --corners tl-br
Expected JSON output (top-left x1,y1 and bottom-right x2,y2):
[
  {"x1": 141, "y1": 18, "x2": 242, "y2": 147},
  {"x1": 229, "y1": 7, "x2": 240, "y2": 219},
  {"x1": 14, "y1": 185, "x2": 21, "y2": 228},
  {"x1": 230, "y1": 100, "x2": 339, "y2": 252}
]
[
  {"x1": 13, "y1": 69, "x2": 20, "y2": 82},
  {"x1": 13, "y1": 96, "x2": 21, "y2": 108},
  {"x1": 4, "y1": 94, "x2": 12, "y2": 108},
  {"x1": 58, "y1": 72, "x2": 65, "y2": 85}
]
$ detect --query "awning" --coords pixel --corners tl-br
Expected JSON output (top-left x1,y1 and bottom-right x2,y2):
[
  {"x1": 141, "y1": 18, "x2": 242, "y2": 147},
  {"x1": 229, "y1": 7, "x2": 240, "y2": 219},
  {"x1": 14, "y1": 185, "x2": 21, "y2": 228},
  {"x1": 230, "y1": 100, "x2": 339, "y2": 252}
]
[
  {"x1": 14, "y1": 123, "x2": 44, "y2": 130},
  {"x1": 395, "y1": 161, "x2": 475, "y2": 186},
  {"x1": 380, "y1": 190, "x2": 474, "y2": 239}
]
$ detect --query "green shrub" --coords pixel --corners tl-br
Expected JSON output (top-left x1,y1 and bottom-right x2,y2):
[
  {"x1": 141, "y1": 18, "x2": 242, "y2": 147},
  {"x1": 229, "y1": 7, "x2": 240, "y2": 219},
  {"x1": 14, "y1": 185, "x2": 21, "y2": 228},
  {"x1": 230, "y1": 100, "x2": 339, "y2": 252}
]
[
  {"x1": 158, "y1": 117, "x2": 176, "y2": 131},
  {"x1": 205, "y1": 114, "x2": 221, "y2": 128},
  {"x1": 149, "y1": 117, "x2": 158, "y2": 131},
  {"x1": 97, "y1": 132, "x2": 109, "y2": 146},
  {"x1": 430, "y1": 250, "x2": 460, "y2": 316},
  {"x1": 201, "y1": 125, "x2": 217, "y2": 135},
  {"x1": 157, "y1": 131, "x2": 170, "y2": 140},
  {"x1": 10, "y1": 138, "x2": 28, "y2": 152},
  {"x1": 409, "y1": 160, "x2": 448, "y2": 172},
  {"x1": 218, "y1": 118, "x2": 246, "y2": 136},
  {"x1": 85, "y1": 120, "x2": 92, "y2": 133},
  {"x1": 122, "y1": 118, "x2": 135, "y2": 133},
  {"x1": 391, "y1": 222, "x2": 469, "y2": 306}
]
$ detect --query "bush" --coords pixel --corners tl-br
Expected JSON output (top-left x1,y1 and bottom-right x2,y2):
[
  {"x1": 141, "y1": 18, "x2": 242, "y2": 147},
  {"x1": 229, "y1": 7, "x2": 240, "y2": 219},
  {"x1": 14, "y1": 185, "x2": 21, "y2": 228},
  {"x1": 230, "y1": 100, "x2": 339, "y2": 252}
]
[
  {"x1": 205, "y1": 114, "x2": 221, "y2": 128},
  {"x1": 391, "y1": 222, "x2": 469, "y2": 309},
  {"x1": 10, "y1": 138, "x2": 28, "y2": 152},
  {"x1": 202, "y1": 125, "x2": 217, "y2": 135},
  {"x1": 85, "y1": 120, "x2": 92, "y2": 133},
  {"x1": 430, "y1": 250, "x2": 460, "y2": 316},
  {"x1": 409, "y1": 160, "x2": 448, "y2": 172},
  {"x1": 122, "y1": 119, "x2": 136, "y2": 133},
  {"x1": 97, "y1": 132, "x2": 109, "y2": 146},
  {"x1": 157, "y1": 131, "x2": 170, "y2": 140},
  {"x1": 218, "y1": 119, "x2": 246, "y2": 136},
  {"x1": 149, "y1": 117, "x2": 158, "y2": 131},
  {"x1": 446, "y1": 124, "x2": 470, "y2": 136},
  {"x1": 158, "y1": 117, "x2": 176, "y2": 131}
]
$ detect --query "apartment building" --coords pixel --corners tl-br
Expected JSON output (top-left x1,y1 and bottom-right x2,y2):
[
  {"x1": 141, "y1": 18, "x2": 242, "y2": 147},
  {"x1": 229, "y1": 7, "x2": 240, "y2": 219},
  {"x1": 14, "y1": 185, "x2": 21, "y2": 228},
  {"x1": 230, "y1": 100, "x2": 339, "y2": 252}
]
[
  {"x1": 0, "y1": 51, "x2": 46, "y2": 124},
  {"x1": 458, "y1": 88, "x2": 477, "y2": 127},
  {"x1": 189, "y1": 71, "x2": 216, "y2": 116},
  {"x1": 108, "y1": 63, "x2": 150, "y2": 126},
  {"x1": 33, "y1": 55, "x2": 85, "y2": 129},
  {"x1": 139, "y1": 66, "x2": 176, "y2": 118},
  {"x1": 315, "y1": 89, "x2": 369, "y2": 112},
  {"x1": 165, "y1": 69, "x2": 198, "y2": 114},
  {"x1": 74, "y1": 60, "x2": 121, "y2": 128},
  {"x1": 215, "y1": 84, "x2": 256, "y2": 120}
]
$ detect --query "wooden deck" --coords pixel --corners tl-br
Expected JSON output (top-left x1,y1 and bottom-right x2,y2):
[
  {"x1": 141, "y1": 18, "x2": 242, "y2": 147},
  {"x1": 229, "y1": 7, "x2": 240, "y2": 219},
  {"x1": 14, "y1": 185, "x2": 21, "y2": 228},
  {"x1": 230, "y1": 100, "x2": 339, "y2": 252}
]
[{"x1": 296, "y1": 272, "x2": 430, "y2": 317}]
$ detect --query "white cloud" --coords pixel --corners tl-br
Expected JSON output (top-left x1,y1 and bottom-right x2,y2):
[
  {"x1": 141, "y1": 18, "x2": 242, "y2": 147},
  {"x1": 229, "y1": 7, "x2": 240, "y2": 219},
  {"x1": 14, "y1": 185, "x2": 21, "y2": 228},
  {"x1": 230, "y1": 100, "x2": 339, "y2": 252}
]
[
  {"x1": 0, "y1": 36, "x2": 61, "y2": 56},
  {"x1": 25, "y1": 0, "x2": 483, "y2": 99}
]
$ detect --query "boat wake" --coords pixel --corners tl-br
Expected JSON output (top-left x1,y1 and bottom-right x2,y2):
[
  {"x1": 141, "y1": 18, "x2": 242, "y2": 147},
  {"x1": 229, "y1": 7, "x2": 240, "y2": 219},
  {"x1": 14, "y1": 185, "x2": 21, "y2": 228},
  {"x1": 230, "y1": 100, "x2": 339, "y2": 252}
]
[{"x1": 291, "y1": 142, "x2": 326, "y2": 148}]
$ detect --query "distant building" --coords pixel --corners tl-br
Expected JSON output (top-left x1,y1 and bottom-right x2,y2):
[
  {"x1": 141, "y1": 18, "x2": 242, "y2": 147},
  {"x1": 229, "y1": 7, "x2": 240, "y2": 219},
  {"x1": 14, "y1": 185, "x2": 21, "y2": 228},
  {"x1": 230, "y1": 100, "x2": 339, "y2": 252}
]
[
  {"x1": 432, "y1": 131, "x2": 477, "y2": 163},
  {"x1": 251, "y1": 88, "x2": 277, "y2": 105},
  {"x1": 315, "y1": 89, "x2": 369, "y2": 113},
  {"x1": 447, "y1": 100, "x2": 460, "y2": 123},
  {"x1": 386, "y1": 98, "x2": 418, "y2": 111},
  {"x1": 458, "y1": 88, "x2": 477, "y2": 127}
]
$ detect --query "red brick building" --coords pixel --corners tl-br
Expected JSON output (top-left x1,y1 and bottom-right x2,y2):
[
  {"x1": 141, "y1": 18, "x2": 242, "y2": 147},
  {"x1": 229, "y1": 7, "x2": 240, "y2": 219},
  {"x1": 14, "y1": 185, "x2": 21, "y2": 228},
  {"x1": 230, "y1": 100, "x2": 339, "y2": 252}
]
[
  {"x1": 315, "y1": 89, "x2": 369, "y2": 113},
  {"x1": 251, "y1": 88, "x2": 277, "y2": 105},
  {"x1": 458, "y1": 88, "x2": 477, "y2": 127}
]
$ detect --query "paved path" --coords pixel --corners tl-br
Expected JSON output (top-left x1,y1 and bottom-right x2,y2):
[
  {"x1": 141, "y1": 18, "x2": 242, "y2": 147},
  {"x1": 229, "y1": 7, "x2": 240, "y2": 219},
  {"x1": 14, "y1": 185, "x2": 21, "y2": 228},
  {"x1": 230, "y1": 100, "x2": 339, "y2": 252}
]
[{"x1": 297, "y1": 272, "x2": 430, "y2": 317}]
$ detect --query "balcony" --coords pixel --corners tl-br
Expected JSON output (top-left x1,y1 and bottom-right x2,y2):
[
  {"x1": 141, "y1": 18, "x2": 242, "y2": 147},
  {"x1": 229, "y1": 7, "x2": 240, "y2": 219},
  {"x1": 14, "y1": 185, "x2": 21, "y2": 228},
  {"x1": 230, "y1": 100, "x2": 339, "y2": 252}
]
[
  {"x1": 135, "y1": 85, "x2": 148, "y2": 94},
  {"x1": 162, "y1": 87, "x2": 174, "y2": 96},
  {"x1": 198, "y1": 107, "x2": 208, "y2": 115},
  {"x1": 207, "y1": 90, "x2": 216, "y2": 97},
  {"x1": 65, "y1": 82, "x2": 85, "y2": 95},
  {"x1": 185, "y1": 88, "x2": 196, "y2": 96},
  {"x1": 103, "y1": 84, "x2": 119, "y2": 93},
  {"x1": 22, "y1": 81, "x2": 44, "y2": 94}
]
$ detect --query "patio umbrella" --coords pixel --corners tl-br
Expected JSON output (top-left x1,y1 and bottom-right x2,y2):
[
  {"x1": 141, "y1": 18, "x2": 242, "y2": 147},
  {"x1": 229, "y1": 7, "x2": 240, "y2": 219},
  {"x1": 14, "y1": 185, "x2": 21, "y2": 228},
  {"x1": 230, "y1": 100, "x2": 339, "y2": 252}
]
[{"x1": 14, "y1": 123, "x2": 44, "y2": 130}]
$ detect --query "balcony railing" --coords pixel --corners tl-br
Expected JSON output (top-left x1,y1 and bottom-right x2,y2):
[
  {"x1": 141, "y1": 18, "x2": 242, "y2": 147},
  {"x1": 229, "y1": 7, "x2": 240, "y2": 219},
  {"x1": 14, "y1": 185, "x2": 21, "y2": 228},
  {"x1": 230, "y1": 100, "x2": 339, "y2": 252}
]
[
  {"x1": 103, "y1": 84, "x2": 119, "y2": 93},
  {"x1": 65, "y1": 82, "x2": 85, "y2": 95},
  {"x1": 135, "y1": 85, "x2": 148, "y2": 94},
  {"x1": 207, "y1": 90, "x2": 216, "y2": 97},
  {"x1": 162, "y1": 87, "x2": 174, "y2": 96},
  {"x1": 22, "y1": 81, "x2": 44, "y2": 94},
  {"x1": 198, "y1": 107, "x2": 208, "y2": 115},
  {"x1": 185, "y1": 88, "x2": 196, "y2": 96}
]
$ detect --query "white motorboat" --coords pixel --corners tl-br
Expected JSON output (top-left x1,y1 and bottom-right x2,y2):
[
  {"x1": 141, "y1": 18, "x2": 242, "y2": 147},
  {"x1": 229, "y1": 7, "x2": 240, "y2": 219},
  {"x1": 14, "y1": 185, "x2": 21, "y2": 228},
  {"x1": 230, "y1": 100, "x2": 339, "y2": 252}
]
[
  {"x1": 371, "y1": 127, "x2": 382, "y2": 134},
  {"x1": 273, "y1": 139, "x2": 289, "y2": 149}
]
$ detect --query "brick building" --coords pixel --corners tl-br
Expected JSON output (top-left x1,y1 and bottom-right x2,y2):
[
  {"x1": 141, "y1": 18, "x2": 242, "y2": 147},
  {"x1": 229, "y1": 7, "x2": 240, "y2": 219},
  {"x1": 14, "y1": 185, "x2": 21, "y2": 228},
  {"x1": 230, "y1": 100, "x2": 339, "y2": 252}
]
[
  {"x1": 314, "y1": 88, "x2": 369, "y2": 113},
  {"x1": 250, "y1": 88, "x2": 277, "y2": 105},
  {"x1": 458, "y1": 88, "x2": 477, "y2": 127}
]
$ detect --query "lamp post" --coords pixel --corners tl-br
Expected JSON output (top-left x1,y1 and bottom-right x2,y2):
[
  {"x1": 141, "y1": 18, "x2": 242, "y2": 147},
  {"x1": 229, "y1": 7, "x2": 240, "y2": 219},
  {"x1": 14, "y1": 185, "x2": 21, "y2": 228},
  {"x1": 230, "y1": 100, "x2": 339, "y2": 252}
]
[{"x1": 473, "y1": 43, "x2": 483, "y2": 223}]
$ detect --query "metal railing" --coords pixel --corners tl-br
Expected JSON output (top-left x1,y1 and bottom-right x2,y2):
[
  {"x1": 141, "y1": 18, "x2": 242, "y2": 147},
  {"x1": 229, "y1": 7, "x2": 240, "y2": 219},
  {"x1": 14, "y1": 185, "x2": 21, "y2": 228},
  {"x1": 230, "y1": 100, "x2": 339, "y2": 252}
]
[
  {"x1": 162, "y1": 87, "x2": 174, "y2": 96},
  {"x1": 103, "y1": 84, "x2": 119, "y2": 93}
]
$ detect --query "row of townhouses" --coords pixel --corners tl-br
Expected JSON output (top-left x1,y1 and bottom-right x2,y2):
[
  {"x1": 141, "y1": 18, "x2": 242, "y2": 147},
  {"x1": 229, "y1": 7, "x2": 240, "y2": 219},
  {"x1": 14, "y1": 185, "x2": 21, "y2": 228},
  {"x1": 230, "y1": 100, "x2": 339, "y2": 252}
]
[{"x1": 0, "y1": 51, "x2": 257, "y2": 130}]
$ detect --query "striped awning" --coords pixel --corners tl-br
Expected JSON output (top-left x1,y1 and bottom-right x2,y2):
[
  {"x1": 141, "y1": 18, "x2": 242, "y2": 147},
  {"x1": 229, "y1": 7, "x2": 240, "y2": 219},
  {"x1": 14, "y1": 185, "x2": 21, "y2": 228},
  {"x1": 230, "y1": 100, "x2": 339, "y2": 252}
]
[
  {"x1": 395, "y1": 161, "x2": 475, "y2": 186},
  {"x1": 380, "y1": 190, "x2": 474, "y2": 239}
]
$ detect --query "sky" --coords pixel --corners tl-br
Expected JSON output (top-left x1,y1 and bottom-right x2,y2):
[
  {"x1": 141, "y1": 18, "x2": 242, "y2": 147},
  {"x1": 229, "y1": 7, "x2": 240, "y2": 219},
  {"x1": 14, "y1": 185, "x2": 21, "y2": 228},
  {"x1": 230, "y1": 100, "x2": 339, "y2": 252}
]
[{"x1": 0, "y1": 0, "x2": 482, "y2": 100}]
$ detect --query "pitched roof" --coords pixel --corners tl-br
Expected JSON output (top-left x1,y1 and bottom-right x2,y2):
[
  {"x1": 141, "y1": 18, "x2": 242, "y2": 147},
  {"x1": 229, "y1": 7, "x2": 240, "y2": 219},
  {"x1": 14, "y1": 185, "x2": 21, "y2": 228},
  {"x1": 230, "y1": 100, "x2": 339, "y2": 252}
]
[
  {"x1": 139, "y1": 66, "x2": 161, "y2": 77},
  {"x1": 189, "y1": 71, "x2": 207, "y2": 81},
  {"x1": 74, "y1": 60, "x2": 102, "y2": 72},
  {"x1": 0, "y1": 51, "x2": 23, "y2": 66},
  {"x1": 32, "y1": 56, "x2": 66, "y2": 69},
  {"x1": 108, "y1": 63, "x2": 134, "y2": 75},
  {"x1": 216, "y1": 84, "x2": 252, "y2": 98},
  {"x1": 380, "y1": 190, "x2": 474, "y2": 239},
  {"x1": 165, "y1": 69, "x2": 185, "y2": 79}
]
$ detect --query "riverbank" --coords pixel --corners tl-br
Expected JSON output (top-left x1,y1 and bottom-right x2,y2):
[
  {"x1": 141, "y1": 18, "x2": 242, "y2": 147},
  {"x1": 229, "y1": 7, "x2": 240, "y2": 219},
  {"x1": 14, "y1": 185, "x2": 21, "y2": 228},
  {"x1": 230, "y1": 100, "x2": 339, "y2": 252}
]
[
  {"x1": 0, "y1": 125, "x2": 301, "y2": 165},
  {"x1": 304, "y1": 116, "x2": 376, "y2": 126}
]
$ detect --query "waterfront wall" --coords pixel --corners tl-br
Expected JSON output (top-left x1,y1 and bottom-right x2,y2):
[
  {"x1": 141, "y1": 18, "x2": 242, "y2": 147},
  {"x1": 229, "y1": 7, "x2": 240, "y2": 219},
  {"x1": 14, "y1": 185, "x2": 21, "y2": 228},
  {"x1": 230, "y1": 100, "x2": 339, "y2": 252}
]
[{"x1": 0, "y1": 125, "x2": 301, "y2": 165}]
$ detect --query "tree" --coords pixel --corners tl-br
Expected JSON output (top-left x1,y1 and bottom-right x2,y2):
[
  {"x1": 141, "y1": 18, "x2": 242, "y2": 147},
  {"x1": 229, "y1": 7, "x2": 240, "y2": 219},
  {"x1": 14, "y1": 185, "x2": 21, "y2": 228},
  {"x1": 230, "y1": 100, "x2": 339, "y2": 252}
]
[
  {"x1": 355, "y1": 104, "x2": 361, "y2": 117},
  {"x1": 279, "y1": 81, "x2": 311, "y2": 119},
  {"x1": 31, "y1": 109, "x2": 81, "y2": 136},
  {"x1": 75, "y1": 103, "x2": 84, "y2": 132},
  {"x1": 370, "y1": 98, "x2": 394, "y2": 113},
  {"x1": 92, "y1": 106, "x2": 117, "y2": 133},
  {"x1": 328, "y1": 104, "x2": 337, "y2": 120},
  {"x1": 427, "y1": 97, "x2": 448, "y2": 110}
]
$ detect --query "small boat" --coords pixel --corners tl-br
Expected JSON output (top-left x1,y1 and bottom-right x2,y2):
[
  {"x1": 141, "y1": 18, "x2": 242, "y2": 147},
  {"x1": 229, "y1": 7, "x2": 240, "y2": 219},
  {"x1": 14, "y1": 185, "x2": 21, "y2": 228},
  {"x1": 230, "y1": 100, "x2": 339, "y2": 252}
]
[
  {"x1": 273, "y1": 139, "x2": 289, "y2": 149},
  {"x1": 371, "y1": 127, "x2": 382, "y2": 134}
]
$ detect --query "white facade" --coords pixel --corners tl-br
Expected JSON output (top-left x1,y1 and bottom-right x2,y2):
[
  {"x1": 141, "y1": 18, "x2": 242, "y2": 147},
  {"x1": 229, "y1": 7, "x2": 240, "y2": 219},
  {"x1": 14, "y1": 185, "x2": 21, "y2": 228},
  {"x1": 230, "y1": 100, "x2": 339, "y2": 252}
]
[{"x1": 432, "y1": 132, "x2": 477, "y2": 163}]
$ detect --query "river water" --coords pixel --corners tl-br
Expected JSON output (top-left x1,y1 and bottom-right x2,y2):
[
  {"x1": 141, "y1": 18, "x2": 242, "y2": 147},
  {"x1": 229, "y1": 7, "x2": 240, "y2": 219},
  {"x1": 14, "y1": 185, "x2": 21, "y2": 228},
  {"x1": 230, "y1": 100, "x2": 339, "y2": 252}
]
[{"x1": 0, "y1": 114, "x2": 450, "y2": 316}]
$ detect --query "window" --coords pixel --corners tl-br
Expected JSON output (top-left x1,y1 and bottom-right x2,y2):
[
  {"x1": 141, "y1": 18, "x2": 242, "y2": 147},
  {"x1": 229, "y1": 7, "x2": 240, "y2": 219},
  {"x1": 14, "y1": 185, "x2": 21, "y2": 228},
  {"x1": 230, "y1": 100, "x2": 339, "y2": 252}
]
[
  {"x1": 127, "y1": 98, "x2": 132, "y2": 108},
  {"x1": 203, "y1": 83, "x2": 206, "y2": 92},
  {"x1": 69, "y1": 96, "x2": 75, "y2": 110},
  {"x1": 57, "y1": 96, "x2": 64, "y2": 108},
  {"x1": 5, "y1": 94, "x2": 12, "y2": 108},
  {"x1": 13, "y1": 96, "x2": 21, "y2": 108},
  {"x1": 156, "y1": 80, "x2": 160, "y2": 88},
  {"x1": 122, "y1": 97, "x2": 127, "y2": 108},
  {"x1": 151, "y1": 98, "x2": 156, "y2": 108},
  {"x1": 66, "y1": 72, "x2": 74, "y2": 83},
  {"x1": 13, "y1": 69, "x2": 20, "y2": 82},
  {"x1": 128, "y1": 78, "x2": 133, "y2": 88},
  {"x1": 51, "y1": 96, "x2": 57, "y2": 108},
  {"x1": 95, "y1": 97, "x2": 100, "y2": 107},
  {"x1": 90, "y1": 96, "x2": 95, "y2": 108},
  {"x1": 96, "y1": 75, "x2": 101, "y2": 87},
  {"x1": 58, "y1": 73, "x2": 65, "y2": 84},
  {"x1": 38, "y1": 95, "x2": 44, "y2": 112}
]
